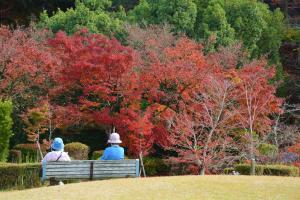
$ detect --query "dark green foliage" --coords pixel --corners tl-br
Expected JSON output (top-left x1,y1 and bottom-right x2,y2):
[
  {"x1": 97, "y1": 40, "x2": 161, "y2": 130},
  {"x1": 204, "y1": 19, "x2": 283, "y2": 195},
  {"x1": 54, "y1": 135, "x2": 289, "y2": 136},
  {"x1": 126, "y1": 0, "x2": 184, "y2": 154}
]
[
  {"x1": 258, "y1": 143, "x2": 277, "y2": 156},
  {"x1": 65, "y1": 142, "x2": 89, "y2": 160},
  {"x1": 38, "y1": 0, "x2": 126, "y2": 39},
  {"x1": 263, "y1": 165, "x2": 299, "y2": 177},
  {"x1": 8, "y1": 150, "x2": 22, "y2": 163},
  {"x1": 235, "y1": 164, "x2": 264, "y2": 175},
  {"x1": 201, "y1": 0, "x2": 235, "y2": 50},
  {"x1": 284, "y1": 28, "x2": 300, "y2": 43},
  {"x1": 0, "y1": 0, "x2": 75, "y2": 26},
  {"x1": 14, "y1": 143, "x2": 48, "y2": 163},
  {"x1": 91, "y1": 150, "x2": 104, "y2": 160},
  {"x1": 112, "y1": 0, "x2": 139, "y2": 11},
  {"x1": 143, "y1": 157, "x2": 170, "y2": 176},
  {"x1": 128, "y1": 0, "x2": 197, "y2": 36},
  {"x1": 235, "y1": 164, "x2": 299, "y2": 176},
  {"x1": 129, "y1": 0, "x2": 284, "y2": 67},
  {"x1": 0, "y1": 163, "x2": 41, "y2": 190},
  {"x1": 0, "y1": 100, "x2": 14, "y2": 162},
  {"x1": 53, "y1": 128, "x2": 108, "y2": 155}
]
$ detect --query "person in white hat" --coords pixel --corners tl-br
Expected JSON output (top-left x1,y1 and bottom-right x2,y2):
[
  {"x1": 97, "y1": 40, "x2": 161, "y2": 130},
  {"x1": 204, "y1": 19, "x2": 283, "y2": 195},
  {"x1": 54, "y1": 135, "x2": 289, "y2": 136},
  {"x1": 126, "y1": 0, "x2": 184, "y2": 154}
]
[{"x1": 100, "y1": 132, "x2": 124, "y2": 160}]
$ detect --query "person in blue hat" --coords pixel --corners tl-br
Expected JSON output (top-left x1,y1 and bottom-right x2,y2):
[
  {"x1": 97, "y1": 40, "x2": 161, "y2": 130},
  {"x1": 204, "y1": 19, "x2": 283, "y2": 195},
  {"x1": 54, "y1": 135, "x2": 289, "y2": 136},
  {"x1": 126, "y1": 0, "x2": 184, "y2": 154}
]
[
  {"x1": 100, "y1": 133, "x2": 124, "y2": 160},
  {"x1": 42, "y1": 137, "x2": 71, "y2": 162},
  {"x1": 42, "y1": 138, "x2": 71, "y2": 186}
]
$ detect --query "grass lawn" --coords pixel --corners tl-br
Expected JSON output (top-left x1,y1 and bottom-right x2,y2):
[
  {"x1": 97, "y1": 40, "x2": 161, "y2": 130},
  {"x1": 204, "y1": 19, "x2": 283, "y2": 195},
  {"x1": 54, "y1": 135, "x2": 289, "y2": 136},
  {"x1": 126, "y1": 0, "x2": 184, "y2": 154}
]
[{"x1": 1, "y1": 175, "x2": 299, "y2": 200}]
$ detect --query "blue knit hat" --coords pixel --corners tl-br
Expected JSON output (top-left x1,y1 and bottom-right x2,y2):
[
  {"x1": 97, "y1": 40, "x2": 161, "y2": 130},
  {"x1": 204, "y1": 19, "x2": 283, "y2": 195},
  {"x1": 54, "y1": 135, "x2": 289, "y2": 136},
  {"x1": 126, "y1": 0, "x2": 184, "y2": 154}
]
[{"x1": 51, "y1": 138, "x2": 64, "y2": 151}]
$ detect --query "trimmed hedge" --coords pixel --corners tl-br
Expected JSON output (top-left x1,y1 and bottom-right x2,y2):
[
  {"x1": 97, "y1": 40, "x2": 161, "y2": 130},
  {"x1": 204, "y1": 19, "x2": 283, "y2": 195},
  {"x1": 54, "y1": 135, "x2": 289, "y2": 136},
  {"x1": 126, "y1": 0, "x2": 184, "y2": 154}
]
[
  {"x1": 14, "y1": 143, "x2": 48, "y2": 163},
  {"x1": 0, "y1": 163, "x2": 42, "y2": 190},
  {"x1": 258, "y1": 143, "x2": 277, "y2": 156},
  {"x1": 223, "y1": 167, "x2": 235, "y2": 175},
  {"x1": 263, "y1": 165, "x2": 299, "y2": 177},
  {"x1": 234, "y1": 164, "x2": 299, "y2": 177},
  {"x1": 143, "y1": 157, "x2": 170, "y2": 176},
  {"x1": 91, "y1": 150, "x2": 104, "y2": 160},
  {"x1": 284, "y1": 28, "x2": 300, "y2": 43},
  {"x1": 65, "y1": 142, "x2": 89, "y2": 160},
  {"x1": 8, "y1": 150, "x2": 22, "y2": 163},
  {"x1": 235, "y1": 164, "x2": 264, "y2": 175}
]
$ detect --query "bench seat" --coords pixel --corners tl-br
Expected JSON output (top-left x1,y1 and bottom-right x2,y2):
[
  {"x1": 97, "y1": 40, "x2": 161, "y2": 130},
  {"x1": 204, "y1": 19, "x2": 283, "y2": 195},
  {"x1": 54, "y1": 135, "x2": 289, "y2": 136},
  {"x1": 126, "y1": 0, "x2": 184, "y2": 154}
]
[{"x1": 42, "y1": 159, "x2": 140, "y2": 181}]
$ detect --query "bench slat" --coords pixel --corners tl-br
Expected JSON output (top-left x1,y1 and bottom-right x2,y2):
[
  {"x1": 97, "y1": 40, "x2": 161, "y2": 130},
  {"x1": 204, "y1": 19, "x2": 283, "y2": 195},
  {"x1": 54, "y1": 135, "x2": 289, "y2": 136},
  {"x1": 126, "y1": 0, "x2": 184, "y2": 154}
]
[
  {"x1": 46, "y1": 160, "x2": 136, "y2": 164},
  {"x1": 46, "y1": 164, "x2": 136, "y2": 169},
  {"x1": 46, "y1": 171, "x2": 136, "y2": 176},
  {"x1": 46, "y1": 168, "x2": 136, "y2": 172},
  {"x1": 45, "y1": 174, "x2": 136, "y2": 178},
  {"x1": 42, "y1": 159, "x2": 140, "y2": 181}
]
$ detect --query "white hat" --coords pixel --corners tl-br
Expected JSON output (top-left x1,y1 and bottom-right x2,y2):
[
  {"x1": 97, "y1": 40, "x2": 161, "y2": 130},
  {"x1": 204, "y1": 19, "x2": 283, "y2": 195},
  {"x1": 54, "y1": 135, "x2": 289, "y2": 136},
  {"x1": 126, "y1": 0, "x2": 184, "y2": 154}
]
[{"x1": 108, "y1": 132, "x2": 122, "y2": 144}]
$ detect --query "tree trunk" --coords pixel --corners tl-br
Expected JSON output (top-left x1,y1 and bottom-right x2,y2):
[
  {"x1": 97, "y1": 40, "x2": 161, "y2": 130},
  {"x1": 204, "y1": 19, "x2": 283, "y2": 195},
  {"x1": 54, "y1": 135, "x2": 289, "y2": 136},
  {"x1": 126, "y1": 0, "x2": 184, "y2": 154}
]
[
  {"x1": 200, "y1": 167, "x2": 205, "y2": 175},
  {"x1": 195, "y1": 158, "x2": 204, "y2": 175},
  {"x1": 250, "y1": 158, "x2": 256, "y2": 176},
  {"x1": 139, "y1": 152, "x2": 146, "y2": 177},
  {"x1": 249, "y1": 127, "x2": 255, "y2": 176}
]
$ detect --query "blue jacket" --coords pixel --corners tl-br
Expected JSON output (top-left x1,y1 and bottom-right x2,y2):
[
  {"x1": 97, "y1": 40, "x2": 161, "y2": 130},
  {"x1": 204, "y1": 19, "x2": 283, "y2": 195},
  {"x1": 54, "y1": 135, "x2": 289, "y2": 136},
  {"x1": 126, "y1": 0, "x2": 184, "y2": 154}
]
[{"x1": 100, "y1": 145, "x2": 124, "y2": 160}]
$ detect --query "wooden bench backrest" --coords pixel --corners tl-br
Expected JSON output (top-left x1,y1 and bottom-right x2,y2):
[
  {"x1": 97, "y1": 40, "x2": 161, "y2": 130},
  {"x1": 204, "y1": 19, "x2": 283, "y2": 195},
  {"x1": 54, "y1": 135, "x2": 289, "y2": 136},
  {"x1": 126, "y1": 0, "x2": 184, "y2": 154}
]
[{"x1": 42, "y1": 159, "x2": 139, "y2": 180}]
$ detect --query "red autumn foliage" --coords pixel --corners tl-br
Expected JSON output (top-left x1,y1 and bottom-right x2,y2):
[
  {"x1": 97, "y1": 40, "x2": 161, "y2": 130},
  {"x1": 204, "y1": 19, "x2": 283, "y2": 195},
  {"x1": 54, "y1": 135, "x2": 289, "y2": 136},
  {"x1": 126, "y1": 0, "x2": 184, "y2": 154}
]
[
  {"x1": 288, "y1": 142, "x2": 300, "y2": 156},
  {"x1": 165, "y1": 73, "x2": 238, "y2": 174},
  {"x1": 288, "y1": 142, "x2": 300, "y2": 169},
  {"x1": 0, "y1": 26, "x2": 55, "y2": 111},
  {"x1": 48, "y1": 29, "x2": 153, "y2": 155},
  {"x1": 233, "y1": 60, "x2": 283, "y2": 160},
  {"x1": 2, "y1": 26, "x2": 278, "y2": 167},
  {"x1": 142, "y1": 37, "x2": 283, "y2": 174},
  {"x1": 0, "y1": 24, "x2": 286, "y2": 173}
]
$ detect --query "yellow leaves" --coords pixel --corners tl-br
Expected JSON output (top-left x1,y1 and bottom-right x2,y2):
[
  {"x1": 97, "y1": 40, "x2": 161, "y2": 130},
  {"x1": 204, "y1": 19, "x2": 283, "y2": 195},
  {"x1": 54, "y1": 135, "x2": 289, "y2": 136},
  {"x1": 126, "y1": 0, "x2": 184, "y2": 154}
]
[
  {"x1": 232, "y1": 76, "x2": 242, "y2": 84},
  {"x1": 157, "y1": 104, "x2": 167, "y2": 112},
  {"x1": 225, "y1": 70, "x2": 241, "y2": 84}
]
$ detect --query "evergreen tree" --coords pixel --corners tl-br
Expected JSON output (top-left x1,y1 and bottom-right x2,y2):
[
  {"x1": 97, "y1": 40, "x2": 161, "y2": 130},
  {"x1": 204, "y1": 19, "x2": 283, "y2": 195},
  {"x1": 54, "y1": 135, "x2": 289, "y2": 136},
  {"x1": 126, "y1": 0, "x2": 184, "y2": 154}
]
[{"x1": 0, "y1": 100, "x2": 13, "y2": 162}]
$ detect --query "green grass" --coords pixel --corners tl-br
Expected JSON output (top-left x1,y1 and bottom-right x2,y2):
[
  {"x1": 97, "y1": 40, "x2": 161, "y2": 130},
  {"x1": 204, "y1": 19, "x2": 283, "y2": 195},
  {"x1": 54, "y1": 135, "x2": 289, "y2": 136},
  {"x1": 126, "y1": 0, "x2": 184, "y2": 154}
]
[{"x1": 1, "y1": 175, "x2": 300, "y2": 200}]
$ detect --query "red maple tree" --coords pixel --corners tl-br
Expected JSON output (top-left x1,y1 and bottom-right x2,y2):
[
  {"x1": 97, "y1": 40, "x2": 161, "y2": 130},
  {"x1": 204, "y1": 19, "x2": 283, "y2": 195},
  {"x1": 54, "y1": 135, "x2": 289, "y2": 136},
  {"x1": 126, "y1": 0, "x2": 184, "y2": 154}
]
[
  {"x1": 234, "y1": 60, "x2": 283, "y2": 170},
  {"x1": 0, "y1": 26, "x2": 55, "y2": 112},
  {"x1": 48, "y1": 29, "x2": 152, "y2": 155}
]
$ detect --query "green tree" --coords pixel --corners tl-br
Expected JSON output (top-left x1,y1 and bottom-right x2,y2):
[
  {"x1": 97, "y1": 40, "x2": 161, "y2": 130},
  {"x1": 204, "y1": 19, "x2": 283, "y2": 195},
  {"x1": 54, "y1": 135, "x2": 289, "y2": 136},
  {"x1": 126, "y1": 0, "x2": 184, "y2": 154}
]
[
  {"x1": 38, "y1": 0, "x2": 125, "y2": 38},
  {"x1": 195, "y1": 0, "x2": 284, "y2": 64},
  {"x1": 128, "y1": 0, "x2": 197, "y2": 36},
  {"x1": 127, "y1": 0, "x2": 153, "y2": 26},
  {"x1": 202, "y1": 1, "x2": 235, "y2": 50},
  {"x1": 0, "y1": 100, "x2": 13, "y2": 162},
  {"x1": 112, "y1": 0, "x2": 139, "y2": 11},
  {"x1": 129, "y1": 0, "x2": 284, "y2": 66}
]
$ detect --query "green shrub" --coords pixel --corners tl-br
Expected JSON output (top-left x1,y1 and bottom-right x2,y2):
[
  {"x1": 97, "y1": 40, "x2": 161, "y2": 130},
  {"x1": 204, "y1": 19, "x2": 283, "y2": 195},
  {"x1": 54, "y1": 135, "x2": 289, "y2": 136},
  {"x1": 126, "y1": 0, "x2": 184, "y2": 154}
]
[
  {"x1": 223, "y1": 167, "x2": 235, "y2": 175},
  {"x1": 8, "y1": 150, "x2": 22, "y2": 163},
  {"x1": 0, "y1": 163, "x2": 41, "y2": 190},
  {"x1": 258, "y1": 143, "x2": 277, "y2": 156},
  {"x1": 0, "y1": 100, "x2": 13, "y2": 162},
  {"x1": 235, "y1": 164, "x2": 264, "y2": 175},
  {"x1": 235, "y1": 164, "x2": 299, "y2": 176},
  {"x1": 143, "y1": 157, "x2": 170, "y2": 176},
  {"x1": 91, "y1": 150, "x2": 104, "y2": 160},
  {"x1": 14, "y1": 143, "x2": 48, "y2": 163},
  {"x1": 263, "y1": 165, "x2": 299, "y2": 177},
  {"x1": 65, "y1": 142, "x2": 89, "y2": 160},
  {"x1": 284, "y1": 28, "x2": 300, "y2": 43},
  {"x1": 91, "y1": 149, "x2": 129, "y2": 160}
]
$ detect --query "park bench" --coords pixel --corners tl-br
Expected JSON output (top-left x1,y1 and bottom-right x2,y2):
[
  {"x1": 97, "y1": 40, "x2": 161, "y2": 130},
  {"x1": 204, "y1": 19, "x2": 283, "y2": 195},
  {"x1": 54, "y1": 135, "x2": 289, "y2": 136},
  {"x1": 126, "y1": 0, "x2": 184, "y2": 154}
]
[{"x1": 42, "y1": 159, "x2": 140, "y2": 184}]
